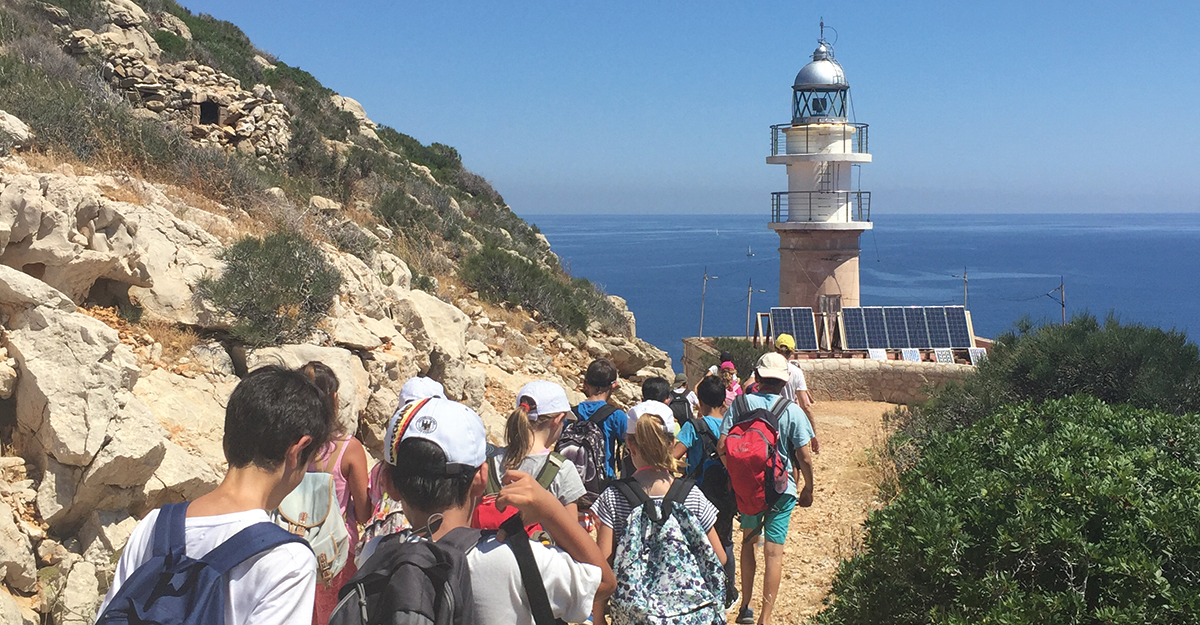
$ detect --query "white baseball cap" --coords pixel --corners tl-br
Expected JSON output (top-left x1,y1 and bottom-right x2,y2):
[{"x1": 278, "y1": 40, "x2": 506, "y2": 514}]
[
  {"x1": 398, "y1": 376, "x2": 447, "y2": 408},
  {"x1": 516, "y1": 380, "x2": 573, "y2": 420},
  {"x1": 384, "y1": 397, "x2": 486, "y2": 473},
  {"x1": 755, "y1": 352, "x2": 791, "y2": 383},
  {"x1": 626, "y1": 400, "x2": 676, "y2": 434}
]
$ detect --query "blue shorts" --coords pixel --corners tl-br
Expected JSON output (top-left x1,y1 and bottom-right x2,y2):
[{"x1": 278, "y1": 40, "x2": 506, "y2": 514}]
[{"x1": 739, "y1": 494, "x2": 796, "y2": 545}]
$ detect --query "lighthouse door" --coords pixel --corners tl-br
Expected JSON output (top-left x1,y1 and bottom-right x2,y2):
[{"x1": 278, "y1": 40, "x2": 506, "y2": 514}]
[{"x1": 819, "y1": 294, "x2": 842, "y2": 315}]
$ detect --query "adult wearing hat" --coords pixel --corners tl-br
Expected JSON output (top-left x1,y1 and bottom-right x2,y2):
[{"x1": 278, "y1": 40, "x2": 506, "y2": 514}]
[
  {"x1": 719, "y1": 352, "x2": 816, "y2": 625},
  {"x1": 773, "y1": 334, "x2": 819, "y2": 454}
]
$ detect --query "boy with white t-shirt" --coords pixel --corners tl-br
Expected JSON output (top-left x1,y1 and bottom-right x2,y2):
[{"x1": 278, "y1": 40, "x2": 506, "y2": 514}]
[
  {"x1": 370, "y1": 396, "x2": 616, "y2": 625},
  {"x1": 97, "y1": 366, "x2": 333, "y2": 625}
]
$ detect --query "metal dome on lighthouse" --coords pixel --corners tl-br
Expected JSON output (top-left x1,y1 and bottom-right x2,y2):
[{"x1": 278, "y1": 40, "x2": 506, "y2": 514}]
[{"x1": 768, "y1": 23, "x2": 872, "y2": 318}]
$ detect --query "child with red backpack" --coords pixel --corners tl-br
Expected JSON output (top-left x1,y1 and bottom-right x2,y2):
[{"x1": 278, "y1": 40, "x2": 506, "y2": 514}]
[
  {"x1": 719, "y1": 352, "x2": 815, "y2": 625},
  {"x1": 473, "y1": 381, "x2": 587, "y2": 532}
]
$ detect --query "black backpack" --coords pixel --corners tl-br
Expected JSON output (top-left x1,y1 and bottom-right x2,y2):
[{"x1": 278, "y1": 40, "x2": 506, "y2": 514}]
[
  {"x1": 688, "y1": 417, "x2": 734, "y2": 513},
  {"x1": 557, "y1": 404, "x2": 617, "y2": 507},
  {"x1": 669, "y1": 389, "x2": 693, "y2": 425},
  {"x1": 332, "y1": 517, "x2": 563, "y2": 625}
]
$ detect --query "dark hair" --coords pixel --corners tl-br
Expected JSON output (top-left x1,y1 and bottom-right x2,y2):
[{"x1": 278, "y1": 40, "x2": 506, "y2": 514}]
[
  {"x1": 641, "y1": 376, "x2": 670, "y2": 402},
  {"x1": 224, "y1": 366, "x2": 332, "y2": 470},
  {"x1": 388, "y1": 439, "x2": 476, "y2": 512},
  {"x1": 756, "y1": 375, "x2": 787, "y2": 394},
  {"x1": 696, "y1": 376, "x2": 726, "y2": 409},
  {"x1": 584, "y1": 358, "x2": 618, "y2": 389},
  {"x1": 718, "y1": 351, "x2": 733, "y2": 363},
  {"x1": 299, "y1": 361, "x2": 340, "y2": 433}
]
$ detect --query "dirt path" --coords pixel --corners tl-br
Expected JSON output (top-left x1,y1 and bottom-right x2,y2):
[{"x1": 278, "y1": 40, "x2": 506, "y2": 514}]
[{"x1": 728, "y1": 401, "x2": 895, "y2": 623}]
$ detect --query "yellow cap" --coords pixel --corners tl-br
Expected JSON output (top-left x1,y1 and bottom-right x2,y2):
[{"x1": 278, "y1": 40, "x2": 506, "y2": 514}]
[{"x1": 774, "y1": 333, "x2": 796, "y2": 351}]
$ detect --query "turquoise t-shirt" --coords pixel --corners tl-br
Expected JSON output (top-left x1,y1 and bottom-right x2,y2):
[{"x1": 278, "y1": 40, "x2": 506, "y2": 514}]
[
  {"x1": 720, "y1": 392, "x2": 814, "y2": 496},
  {"x1": 676, "y1": 415, "x2": 723, "y2": 475}
]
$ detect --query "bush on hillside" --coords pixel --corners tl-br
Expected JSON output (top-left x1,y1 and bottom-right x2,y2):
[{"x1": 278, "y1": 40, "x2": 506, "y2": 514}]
[
  {"x1": 705, "y1": 337, "x2": 771, "y2": 379},
  {"x1": 815, "y1": 395, "x2": 1200, "y2": 624},
  {"x1": 896, "y1": 313, "x2": 1200, "y2": 451},
  {"x1": 196, "y1": 232, "x2": 341, "y2": 346}
]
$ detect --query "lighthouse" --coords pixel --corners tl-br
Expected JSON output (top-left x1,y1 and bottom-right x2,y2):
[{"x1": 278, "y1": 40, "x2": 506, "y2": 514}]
[{"x1": 768, "y1": 28, "x2": 871, "y2": 316}]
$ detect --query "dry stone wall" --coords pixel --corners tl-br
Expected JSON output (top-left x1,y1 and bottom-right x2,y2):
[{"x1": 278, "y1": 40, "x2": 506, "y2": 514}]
[{"x1": 798, "y1": 358, "x2": 973, "y2": 404}]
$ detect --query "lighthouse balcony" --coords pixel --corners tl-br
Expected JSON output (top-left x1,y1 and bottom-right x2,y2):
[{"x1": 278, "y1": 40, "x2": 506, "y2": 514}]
[
  {"x1": 770, "y1": 191, "x2": 871, "y2": 226},
  {"x1": 768, "y1": 123, "x2": 870, "y2": 164}
]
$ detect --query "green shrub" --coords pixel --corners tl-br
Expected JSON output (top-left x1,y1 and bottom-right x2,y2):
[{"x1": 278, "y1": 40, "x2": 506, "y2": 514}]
[
  {"x1": 197, "y1": 232, "x2": 341, "y2": 346},
  {"x1": 815, "y1": 395, "x2": 1200, "y2": 624},
  {"x1": 152, "y1": 29, "x2": 188, "y2": 60},
  {"x1": 705, "y1": 337, "x2": 771, "y2": 378},
  {"x1": 329, "y1": 221, "x2": 377, "y2": 262},
  {"x1": 175, "y1": 11, "x2": 260, "y2": 86},
  {"x1": 461, "y1": 245, "x2": 588, "y2": 333},
  {"x1": 898, "y1": 314, "x2": 1200, "y2": 448},
  {"x1": 376, "y1": 126, "x2": 463, "y2": 181}
]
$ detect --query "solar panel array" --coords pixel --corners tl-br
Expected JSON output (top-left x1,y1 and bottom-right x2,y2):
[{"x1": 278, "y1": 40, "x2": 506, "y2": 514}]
[
  {"x1": 840, "y1": 306, "x2": 973, "y2": 350},
  {"x1": 770, "y1": 307, "x2": 820, "y2": 351}
]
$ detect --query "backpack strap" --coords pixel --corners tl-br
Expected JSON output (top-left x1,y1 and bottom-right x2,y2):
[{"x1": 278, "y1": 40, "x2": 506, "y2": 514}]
[
  {"x1": 152, "y1": 502, "x2": 189, "y2": 559},
  {"x1": 587, "y1": 404, "x2": 618, "y2": 425},
  {"x1": 662, "y1": 478, "x2": 694, "y2": 519},
  {"x1": 484, "y1": 456, "x2": 502, "y2": 496},
  {"x1": 500, "y1": 515, "x2": 564, "y2": 625},
  {"x1": 731, "y1": 394, "x2": 751, "y2": 422},
  {"x1": 769, "y1": 397, "x2": 793, "y2": 419},
  {"x1": 437, "y1": 526, "x2": 486, "y2": 554},
  {"x1": 200, "y1": 522, "x2": 310, "y2": 575},
  {"x1": 536, "y1": 453, "x2": 566, "y2": 490},
  {"x1": 688, "y1": 419, "x2": 720, "y2": 479}
]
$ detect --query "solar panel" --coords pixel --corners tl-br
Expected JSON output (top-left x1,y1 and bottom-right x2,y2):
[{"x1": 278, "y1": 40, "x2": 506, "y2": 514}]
[
  {"x1": 883, "y1": 307, "x2": 910, "y2": 349},
  {"x1": 946, "y1": 306, "x2": 972, "y2": 348},
  {"x1": 863, "y1": 307, "x2": 889, "y2": 349},
  {"x1": 790, "y1": 308, "x2": 820, "y2": 351},
  {"x1": 904, "y1": 307, "x2": 931, "y2": 348},
  {"x1": 770, "y1": 308, "x2": 795, "y2": 342},
  {"x1": 925, "y1": 306, "x2": 951, "y2": 348},
  {"x1": 841, "y1": 308, "x2": 868, "y2": 350}
]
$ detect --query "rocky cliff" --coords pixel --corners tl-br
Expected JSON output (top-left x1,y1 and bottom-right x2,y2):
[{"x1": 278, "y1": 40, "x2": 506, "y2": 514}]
[{"x1": 0, "y1": 1, "x2": 674, "y2": 621}]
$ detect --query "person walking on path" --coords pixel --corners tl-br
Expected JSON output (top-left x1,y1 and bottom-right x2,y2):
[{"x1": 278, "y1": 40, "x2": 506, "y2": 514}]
[
  {"x1": 773, "y1": 334, "x2": 820, "y2": 453},
  {"x1": 300, "y1": 362, "x2": 371, "y2": 625},
  {"x1": 720, "y1": 361, "x2": 743, "y2": 405},
  {"x1": 720, "y1": 353, "x2": 816, "y2": 625}
]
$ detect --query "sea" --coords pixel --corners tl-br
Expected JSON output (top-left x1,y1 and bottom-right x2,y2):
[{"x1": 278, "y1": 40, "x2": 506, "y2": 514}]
[{"x1": 523, "y1": 213, "x2": 1200, "y2": 369}]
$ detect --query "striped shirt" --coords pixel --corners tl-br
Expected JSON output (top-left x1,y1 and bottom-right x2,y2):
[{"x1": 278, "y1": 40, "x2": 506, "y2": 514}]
[{"x1": 593, "y1": 481, "x2": 719, "y2": 540}]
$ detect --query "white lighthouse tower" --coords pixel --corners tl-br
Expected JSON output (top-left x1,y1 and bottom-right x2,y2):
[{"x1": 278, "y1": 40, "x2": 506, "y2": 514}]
[{"x1": 768, "y1": 26, "x2": 871, "y2": 315}]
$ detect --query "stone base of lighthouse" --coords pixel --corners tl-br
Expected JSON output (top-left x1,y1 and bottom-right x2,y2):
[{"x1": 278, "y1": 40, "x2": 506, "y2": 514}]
[{"x1": 772, "y1": 225, "x2": 870, "y2": 312}]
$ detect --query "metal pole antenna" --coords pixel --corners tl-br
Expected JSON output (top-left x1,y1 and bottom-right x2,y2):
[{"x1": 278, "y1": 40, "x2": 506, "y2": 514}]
[
  {"x1": 745, "y1": 278, "x2": 753, "y2": 338},
  {"x1": 1060, "y1": 276, "x2": 1066, "y2": 325},
  {"x1": 699, "y1": 267, "x2": 717, "y2": 338},
  {"x1": 953, "y1": 267, "x2": 968, "y2": 309}
]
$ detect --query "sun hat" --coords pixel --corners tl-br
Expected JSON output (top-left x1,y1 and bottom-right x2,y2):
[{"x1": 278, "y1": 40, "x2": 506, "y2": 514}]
[
  {"x1": 719, "y1": 361, "x2": 736, "y2": 371},
  {"x1": 384, "y1": 397, "x2": 486, "y2": 473},
  {"x1": 398, "y1": 376, "x2": 447, "y2": 408},
  {"x1": 516, "y1": 380, "x2": 573, "y2": 420},
  {"x1": 626, "y1": 400, "x2": 676, "y2": 434},
  {"x1": 672, "y1": 373, "x2": 688, "y2": 388},
  {"x1": 774, "y1": 333, "x2": 796, "y2": 352},
  {"x1": 755, "y1": 352, "x2": 791, "y2": 383}
]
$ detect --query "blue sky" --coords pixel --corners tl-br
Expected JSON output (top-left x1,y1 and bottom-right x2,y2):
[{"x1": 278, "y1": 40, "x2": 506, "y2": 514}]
[{"x1": 180, "y1": 1, "x2": 1200, "y2": 214}]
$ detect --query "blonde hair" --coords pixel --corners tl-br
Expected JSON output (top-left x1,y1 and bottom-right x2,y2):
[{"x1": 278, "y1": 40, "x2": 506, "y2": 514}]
[
  {"x1": 628, "y1": 415, "x2": 679, "y2": 473},
  {"x1": 503, "y1": 402, "x2": 562, "y2": 471}
]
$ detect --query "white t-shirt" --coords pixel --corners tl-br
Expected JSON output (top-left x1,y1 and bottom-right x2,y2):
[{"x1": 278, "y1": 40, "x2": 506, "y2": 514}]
[
  {"x1": 469, "y1": 535, "x2": 602, "y2": 625},
  {"x1": 97, "y1": 509, "x2": 317, "y2": 625},
  {"x1": 784, "y1": 362, "x2": 808, "y2": 403}
]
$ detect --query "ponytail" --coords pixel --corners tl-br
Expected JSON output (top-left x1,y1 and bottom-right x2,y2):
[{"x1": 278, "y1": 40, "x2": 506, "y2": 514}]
[
  {"x1": 630, "y1": 415, "x2": 679, "y2": 473},
  {"x1": 504, "y1": 404, "x2": 534, "y2": 471},
  {"x1": 299, "y1": 361, "x2": 340, "y2": 435}
]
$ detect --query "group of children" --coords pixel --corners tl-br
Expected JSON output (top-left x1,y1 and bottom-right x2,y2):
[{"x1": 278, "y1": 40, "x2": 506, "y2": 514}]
[{"x1": 96, "y1": 333, "x2": 818, "y2": 625}]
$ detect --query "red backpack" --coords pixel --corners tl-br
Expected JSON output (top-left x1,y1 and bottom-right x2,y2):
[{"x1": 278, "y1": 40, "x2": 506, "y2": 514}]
[
  {"x1": 471, "y1": 453, "x2": 566, "y2": 539},
  {"x1": 724, "y1": 395, "x2": 792, "y2": 516}
]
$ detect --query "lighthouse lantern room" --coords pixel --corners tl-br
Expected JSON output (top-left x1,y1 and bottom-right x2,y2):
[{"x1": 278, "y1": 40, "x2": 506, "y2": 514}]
[{"x1": 769, "y1": 26, "x2": 872, "y2": 316}]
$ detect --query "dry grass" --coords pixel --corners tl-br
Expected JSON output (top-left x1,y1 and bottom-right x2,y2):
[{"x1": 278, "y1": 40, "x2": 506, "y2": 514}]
[
  {"x1": 139, "y1": 318, "x2": 199, "y2": 364},
  {"x1": 98, "y1": 182, "x2": 144, "y2": 205}
]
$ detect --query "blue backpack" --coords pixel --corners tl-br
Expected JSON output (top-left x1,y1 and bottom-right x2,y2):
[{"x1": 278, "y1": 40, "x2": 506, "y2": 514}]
[
  {"x1": 97, "y1": 502, "x2": 310, "y2": 625},
  {"x1": 609, "y1": 479, "x2": 725, "y2": 625}
]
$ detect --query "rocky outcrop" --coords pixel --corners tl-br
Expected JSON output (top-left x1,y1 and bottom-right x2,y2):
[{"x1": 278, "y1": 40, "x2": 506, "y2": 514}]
[
  {"x1": 0, "y1": 112, "x2": 33, "y2": 154},
  {"x1": 246, "y1": 344, "x2": 371, "y2": 436}
]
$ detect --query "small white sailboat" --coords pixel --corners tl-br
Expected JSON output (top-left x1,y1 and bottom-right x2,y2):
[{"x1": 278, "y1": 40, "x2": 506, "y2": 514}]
[{"x1": 747, "y1": 245, "x2": 755, "y2": 257}]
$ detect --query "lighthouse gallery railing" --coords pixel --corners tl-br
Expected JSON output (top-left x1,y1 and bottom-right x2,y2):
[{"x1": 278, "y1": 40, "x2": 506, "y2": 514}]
[
  {"x1": 771, "y1": 123, "x2": 869, "y2": 156},
  {"x1": 771, "y1": 191, "x2": 871, "y2": 223}
]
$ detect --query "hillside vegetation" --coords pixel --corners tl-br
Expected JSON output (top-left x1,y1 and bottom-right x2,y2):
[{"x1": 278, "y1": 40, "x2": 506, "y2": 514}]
[
  {"x1": 817, "y1": 315, "x2": 1200, "y2": 623},
  {"x1": 0, "y1": 0, "x2": 626, "y2": 338}
]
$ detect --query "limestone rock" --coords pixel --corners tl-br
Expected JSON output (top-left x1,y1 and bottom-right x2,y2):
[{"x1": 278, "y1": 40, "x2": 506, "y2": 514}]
[
  {"x1": 186, "y1": 342, "x2": 235, "y2": 376},
  {"x1": 0, "y1": 111, "x2": 33, "y2": 153},
  {"x1": 372, "y1": 251, "x2": 411, "y2": 290},
  {"x1": 141, "y1": 440, "x2": 220, "y2": 511},
  {"x1": 152, "y1": 12, "x2": 191, "y2": 40},
  {"x1": 133, "y1": 367, "x2": 236, "y2": 470},
  {"x1": 102, "y1": 0, "x2": 148, "y2": 28},
  {"x1": 79, "y1": 510, "x2": 137, "y2": 572},
  {"x1": 0, "y1": 174, "x2": 151, "y2": 303},
  {"x1": 0, "y1": 501, "x2": 37, "y2": 593},
  {"x1": 325, "y1": 245, "x2": 389, "y2": 319},
  {"x1": 388, "y1": 288, "x2": 468, "y2": 361},
  {"x1": 56, "y1": 560, "x2": 99, "y2": 625},
  {"x1": 309, "y1": 195, "x2": 340, "y2": 212},
  {"x1": 121, "y1": 201, "x2": 224, "y2": 326},
  {"x1": 0, "y1": 585, "x2": 36, "y2": 625},
  {"x1": 246, "y1": 345, "x2": 370, "y2": 435}
]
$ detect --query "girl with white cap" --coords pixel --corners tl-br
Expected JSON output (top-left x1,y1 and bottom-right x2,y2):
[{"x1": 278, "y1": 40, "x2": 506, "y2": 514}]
[{"x1": 495, "y1": 380, "x2": 587, "y2": 516}]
